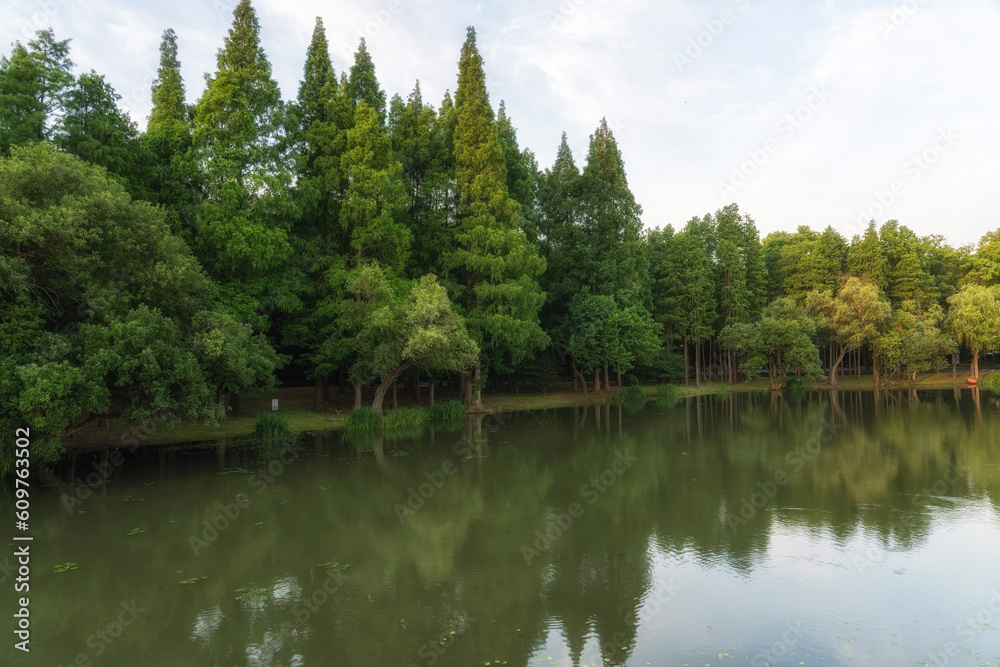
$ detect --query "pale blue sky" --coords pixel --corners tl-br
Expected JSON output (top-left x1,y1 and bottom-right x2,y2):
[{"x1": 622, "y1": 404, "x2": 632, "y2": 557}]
[{"x1": 3, "y1": 0, "x2": 998, "y2": 246}]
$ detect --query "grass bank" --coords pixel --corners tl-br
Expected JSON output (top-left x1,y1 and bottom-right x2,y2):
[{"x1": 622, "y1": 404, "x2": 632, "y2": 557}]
[{"x1": 60, "y1": 372, "x2": 987, "y2": 450}]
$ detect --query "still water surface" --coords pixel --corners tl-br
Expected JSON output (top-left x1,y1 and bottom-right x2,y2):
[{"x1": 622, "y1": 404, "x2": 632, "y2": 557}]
[{"x1": 8, "y1": 389, "x2": 1000, "y2": 666}]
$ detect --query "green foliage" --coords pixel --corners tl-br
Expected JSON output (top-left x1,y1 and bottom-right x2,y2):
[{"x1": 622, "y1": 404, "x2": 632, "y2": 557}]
[
  {"x1": 344, "y1": 406, "x2": 381, "y2": 434},
  {"x1": 947, "y1": 284, "x2": 1000, "y2": 378},
  {"x1": 656, "y1": 383, "x2": 681, "y2": 398},
  {"x1": 979, "y1": 372, "x2": 1000, "y2": 395},
  {"x1": 345, "y1": 38, "x2": 386, "y2": 121},
  {"x1": 254, "y1": 411, "x2": 290, "y2": 439},
  {"x1": 190, "y1": 0, "x2": 293, "y2": 331},
  {"x1": 784, "y1": 377, "x2": 806, "y2": 394},
  {"x1": 721, "y1": 297, "x2": 823, "y2": 390},
  {"x1": 57, "y1": 70, "x2": 148, "y2": 195},
  {"x1": 0, "y1": 143, "x2": 278, "y2": 453},
  {"x1": 382, "y1": 407, "x2": 429, "y2": 432},
  {"x1": 621, "y1": 384, "x2": 647, "y2": 404},
  {"x1": 428, "y1": 399, "x2": 466, "y2": 422},
  {"x1": 447, "y1": 27, "x2": 547, "y2": 404},
  {"x1": 0, "y1": 29, "x2": 74, "y2": 151}
]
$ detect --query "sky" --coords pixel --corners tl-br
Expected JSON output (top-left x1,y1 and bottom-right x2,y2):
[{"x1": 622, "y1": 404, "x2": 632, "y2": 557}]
[{"x1": 3, "y1": 0, "x2": 998, "y2": 247}]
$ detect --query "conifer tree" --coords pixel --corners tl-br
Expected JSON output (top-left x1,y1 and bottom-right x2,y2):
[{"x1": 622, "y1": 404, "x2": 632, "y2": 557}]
[
  {"x1": 346, "y1": 38, "x2": 386, "y2": 122},
  {"x1": 0, "y1": 29, "x2": 73, "y2": 151},
  {"x1": 190, "y1": 0, "x2": 294, "y2": 331},
  {"x1": 145, "y1": 28, "x2": 201, "y2": 237},
  {"x1": 446, "y1": 26, "x2": 547, "y2": 410},
  {"x1": 846, "y1": 221, "x2": 889, "y2": 292},
  {"x1": 57, "y1": 70, "x2": 147, "y2": 195}
]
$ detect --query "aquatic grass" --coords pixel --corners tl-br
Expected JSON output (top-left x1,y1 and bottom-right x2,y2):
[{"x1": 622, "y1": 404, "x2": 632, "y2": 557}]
[
  {"x1": 621, "y1": 384, "x2": 648, "y2": 403},
  {"x1": 656, "y1": 383, "x2": 681, "y2": 399},
  {"x1": 712, "y1": 383, "x2": 730, "y2": 399},
  {"x1": 254, "y1": 411, "x2": 291, "y2": 439},
  {"x1": 784, "y1": 377, "x2": 806, "y2": 394},
  {"x1": 53, "y1": 562, "x2": 79, "y2": 573},
  {"x1": 428, "y1": 399, "x2": 466, "y2": 423},
  {"x1": 382, "y1": 407, "x2": 429, "y2": 431},
  {"x1": 980, "y1": 371, "x2": 1000, "y2": 395},
  {"x1": 344, "y1": 406, "x2": 381, "y2": 434}
]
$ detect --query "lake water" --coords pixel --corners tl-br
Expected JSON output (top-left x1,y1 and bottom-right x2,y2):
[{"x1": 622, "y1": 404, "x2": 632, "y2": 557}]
[{"x1": 7, "y1": 388, "x2": 1000, "y2": 667}]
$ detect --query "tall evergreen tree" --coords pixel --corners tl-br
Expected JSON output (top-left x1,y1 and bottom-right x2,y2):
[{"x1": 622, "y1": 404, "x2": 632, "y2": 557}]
[
  {"x1": 345, "y1": 38, "x2": 386, "y2": 122},
  {"x1": 190, "y1": 0, "x2": 294, "y2": 331},
  {"x1": 389, "y1": 81, "x2": 455, "y2": 278},
  {"x1": 0, "y1": 29, "x2": 73, "y2": 151},
  {"x1": 281, "y1": 17, "x2": 350, "y2": 406},
  {"x1": 496, "y1": 101, "x2": 542, "y2": 242},
  {"x1": 145, "y1": 27, "x2": 200, "y2": 237},
  {"x1": 846, "y1": 221, "x2": 889, "y2": 292},
  {"x1": 446, "y1": 26, "x2": 547, "y2": 410},
  {"x1": 56, "y1": 70, "x2": 147, "y2": 194}
]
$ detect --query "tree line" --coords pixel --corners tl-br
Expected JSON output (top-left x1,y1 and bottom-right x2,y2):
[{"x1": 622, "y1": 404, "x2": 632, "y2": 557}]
[{"x1": 2, "y1": 1, "x2": 999, "y2": 453}]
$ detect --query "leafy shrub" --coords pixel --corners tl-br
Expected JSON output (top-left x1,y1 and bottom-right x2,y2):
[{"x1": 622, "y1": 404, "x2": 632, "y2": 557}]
[
  {"x1": 713, "y1": 383, "x2": 730, "y2": 399},
  {"x1": 656, "y1": 383, "x2": 681, "y2": 399},
  {"x1": 784, "y1": 377, "x2": 806, "y2": 394},
  {"x1": 980, "y1": 372, "x2": 1000, "y2": 395},
  {"x1": 621, "y1": 385, "x2": 647, "y2": 403},
  {"x1": 624, "y1": 374, "x2": 641, "y2": 387}
]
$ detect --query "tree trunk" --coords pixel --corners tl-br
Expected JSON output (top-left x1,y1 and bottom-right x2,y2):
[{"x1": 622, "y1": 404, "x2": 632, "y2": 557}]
[
  {"x1": 594, "y1": 369, "x2": 601, "y2": 393},
  {"x1": 372, "y1": 365, "x2": 406, "y2": 416},
  {"x1": 684, "y1": 335, "x2": 689, "y2": 386},
  {"x1": 695, "y1": 341, "x2": 701, "y2": 387},
  {"x1": 471, "y1": 359, "x2": 484, "y2": 411},
  {"x1": 572, "y1": 358, "x2": 588, "y2": 394},
  {"x1": 462, "y1": 371, "x2": 473, "y2": 406},
  {"x1": 354, "y1": 383, "x2": 362, "y2": 410},
  {"x1": 972, "y1": 348, "x2": 980, "y2": 379},
  {"x1": 617, "y1": 370, "x2": 622, "y2": 387},
  {"x1": 829, "y1": 344, "x2": 848, "y2": 387},
  {"x1": 429, "y1": 380, "x2": 435, "y2": 404}
]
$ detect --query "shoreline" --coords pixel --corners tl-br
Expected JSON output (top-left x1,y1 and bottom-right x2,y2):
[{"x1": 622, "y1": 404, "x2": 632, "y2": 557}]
[{"x1": 57, "y1": 372, "x2": 992, "y2": 452}]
